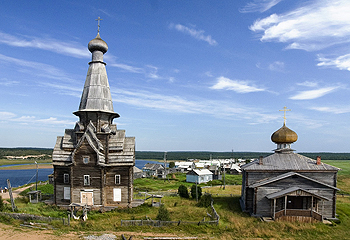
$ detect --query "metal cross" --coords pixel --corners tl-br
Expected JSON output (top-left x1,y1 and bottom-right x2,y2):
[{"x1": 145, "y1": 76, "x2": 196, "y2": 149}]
[
  {"x1": 96, "y1": 17, "x2": 103, "y2": 33},
  {"x1": 279, "y1": 106, "x2": 291, "y2": 125}
]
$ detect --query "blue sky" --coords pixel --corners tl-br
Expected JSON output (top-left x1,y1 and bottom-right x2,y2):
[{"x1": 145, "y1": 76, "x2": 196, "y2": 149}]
[{"x1": 1, "y1": 0, "x2": 350, "y2": 152}]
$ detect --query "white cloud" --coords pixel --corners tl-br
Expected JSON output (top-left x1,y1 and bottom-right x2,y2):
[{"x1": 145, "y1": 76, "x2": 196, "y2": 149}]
[
  {"x1": 268, "y1": 61, "x2": 285, "y2": 72},
  {"x1": 310, "y1": 106, "x2": 350, "y2": 114},
  {"x1": 210, "y1": 76, "x2": 265, "y2": 93},
  {"x1": 0, "y1": 78, "x2": 19, "y2": 86},
  {"x1": 289, "y1": 86, "x2": 339, "y2": 100},
  {"x1": 296, "y1": 81, "x2": 318, "y2": 87},
  {"x1": 317, "y1": 53, "x2": 350, "y2": 71},
  {"x1": 169, "y1": 23, "x2": 218, "y2": 46},
  {"x1": 250, "y1": 0, "x2": 350, "y2": 51},
  {"x1": 240, "y1": 0, "x2": 283, "y2": 13},
  {"x1": 0, "y1": 111, "x2": 75, "y2": 126},
  {"x1": 110, "y1": 63, "x2": 143, "y2": 73},
  {"x1": 0, "y1": 31, "x2": 89, "y2": 58},
  {"x1": 0, "y1": 54, "x2": 74, "y2": 82},
  {"x1": 146, "y1": 65, "x2": 160, "y2": 79}
]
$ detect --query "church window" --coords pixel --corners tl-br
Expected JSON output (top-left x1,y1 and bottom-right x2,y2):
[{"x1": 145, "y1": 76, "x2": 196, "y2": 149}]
[
  {"x1": 83, "y1": 156, "x2": 90, "y2": 164},
  {"x1": 115, "y1": 175, "x2": 121, "y2": 185},
  {"x1": 84, "y1": 175, "x2": 90, "y2": 186},
  {"x1": 64, "y1": 173, "x2": 69, "y2": 184}
]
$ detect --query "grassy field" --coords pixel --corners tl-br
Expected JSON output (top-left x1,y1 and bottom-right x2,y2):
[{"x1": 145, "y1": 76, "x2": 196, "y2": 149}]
[
  {"x1": 0, "y1": 160, "x2": 350, "y2": 239},
  {"x1": 0, "y1": 158, "x2": 52, "y2": 167}
]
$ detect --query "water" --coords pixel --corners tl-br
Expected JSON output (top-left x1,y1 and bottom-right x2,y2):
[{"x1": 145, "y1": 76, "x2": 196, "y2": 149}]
[{"x1": 0, "y1": 160, "x2": 164, "y2": 189}]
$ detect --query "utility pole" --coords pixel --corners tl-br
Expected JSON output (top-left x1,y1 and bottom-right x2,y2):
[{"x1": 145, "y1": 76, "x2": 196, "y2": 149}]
[
  {"x1": 35, "y1": 161, "x2": 38, "y2": 191},
  {"x1": 7, "y1": 179, "x2": 16, "y2": 212},
  {"x1": 196, "y1": 180, "x2": 198, "y2": 202},
  {"x1": 223, "y1": 160, "x2": 226, "y2": 190}
]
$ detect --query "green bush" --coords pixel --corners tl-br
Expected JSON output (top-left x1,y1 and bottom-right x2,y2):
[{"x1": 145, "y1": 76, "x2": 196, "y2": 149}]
[
  {"x1": 197, "y1": 193, "x2": 212, "y2": 207},
  {"x1": 190, "y1": 184, "x2": 202, "y2": 200},
  {"x1": 156, "y1": 204, "x2": 171, "y2": 221},
  {"x1": 169, "y1": 162, "x2": 175, "y2": 168},
  {"x1": 0, "y1": 196, "x2": 4, "y2": 211},
  {"x1": 178, "y1": 184, "x2": 189, "y2": 198}
]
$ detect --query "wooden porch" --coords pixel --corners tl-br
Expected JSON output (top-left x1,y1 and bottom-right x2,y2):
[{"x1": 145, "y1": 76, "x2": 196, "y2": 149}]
[{"x1": 274, "y1": 209, "x2": 322, "y2": 222}]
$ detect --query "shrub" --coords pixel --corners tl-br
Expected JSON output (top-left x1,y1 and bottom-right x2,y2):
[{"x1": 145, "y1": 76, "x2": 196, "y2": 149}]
[
  {"x1": 156, "y1": 204, "x2": 171, "y2": 221},
  {"x1": 197, "y1": 193, "x2": 212, "y2": 208},
  {"x1": 169, "y1": 162, "x2": 175, "y2": 168},
  {"x1": 178, "y1": 185, "x2": 189, "y2": 198},
  {"x1": 0, "y1": 196, "x2": 4, "y2": 211},
  {"x1": 190, "y1": 184, "x2": 202, "y2": 200}
]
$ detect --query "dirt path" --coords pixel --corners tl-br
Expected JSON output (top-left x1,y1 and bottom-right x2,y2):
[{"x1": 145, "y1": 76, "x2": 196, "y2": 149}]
[{"x1": 0, "y1": 184, "x2": 34, "y2": 201}]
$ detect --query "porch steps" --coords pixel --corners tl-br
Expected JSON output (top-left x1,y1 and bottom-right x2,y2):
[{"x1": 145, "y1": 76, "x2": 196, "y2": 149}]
[{"x1": 261, "y1": 217, "x2": 274, "y2": 222}]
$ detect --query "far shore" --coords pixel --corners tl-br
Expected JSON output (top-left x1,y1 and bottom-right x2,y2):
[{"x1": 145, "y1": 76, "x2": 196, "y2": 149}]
[{"x1": 0, "y1": 164, "x2": 53, "y2": 170}]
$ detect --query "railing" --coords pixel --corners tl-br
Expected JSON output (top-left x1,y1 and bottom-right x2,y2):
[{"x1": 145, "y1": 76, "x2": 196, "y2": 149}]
[
  {"x1": 120, "y1": 219, "x2": 219, "y2": 227},
  {"x1": 274, "y1": 209, "x2": 323, "y2": 221}
]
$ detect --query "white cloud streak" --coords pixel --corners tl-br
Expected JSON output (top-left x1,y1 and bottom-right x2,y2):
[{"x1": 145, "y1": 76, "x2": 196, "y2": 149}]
[
  {"x1": 317, "y1": 53, "x2": 350, "y2": 71},
  {"x1": 0, "y1": 111, "x2": 75, "y2": 126},
  {"x1": 310, "y1": 106, "x2": 350, "y2": 114},
  {"x1": 289, "y1": 86, "x2": 339, "y2": 100},
  {"x1": 110, "y1": 63, "x2": 144, "y2": 73},
  {"x1": 169, "y1": 23, "x2": 218, "y2": 46},
  {"x1": 210, "y1": 76, "x2": 265, "y2": 93},
  {"x1": 250, "y1": 0, "x2": 350, "y2": 51},
  {"x1": 0, "y1": 54, "x2": 75, "y2": 82},
  {"x1": 0, "y1": 31, "x2": 89, "y2": 58},
  {"x1": 240, "y1": 0, "x2": 283, "y2": 13}
]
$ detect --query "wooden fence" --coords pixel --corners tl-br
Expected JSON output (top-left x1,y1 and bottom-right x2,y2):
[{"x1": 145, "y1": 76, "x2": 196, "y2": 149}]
[
  {"x1": 0, "y1": 212, "x2": 70, "y2": 225},
  {"x1": 120, "y1": 219, "x2": 219, "y2": 227}
]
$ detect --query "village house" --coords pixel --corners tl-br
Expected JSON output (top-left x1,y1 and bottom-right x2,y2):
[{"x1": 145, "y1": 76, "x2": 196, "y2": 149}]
[
  {"x1": 186, "y1": 169, "x2": 213, "y2": 184},
  {"x1": 142, "y1": 163, "x2": 165, "y2": 178},
  {"x1": 240, "y1": 109, "x2": 339, "y2": 222},
  {"x1": 52, "y1": 29, "x2": 135, "y2": 209}
]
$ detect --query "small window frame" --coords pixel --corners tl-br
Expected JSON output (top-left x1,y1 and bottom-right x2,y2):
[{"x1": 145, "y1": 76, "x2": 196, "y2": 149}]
[
  {"x1": 83, "y1": 156, "x2": 90, "y2": 164},
  {"x1": 63, "y1": 173, "x2": 69, "y2": 184},
  {"x1": 115, "y1": 175, "x2": 121, "y2": 185},
  {"x1": 84, "y1": 175, "x2": 90, "y2": 186}
]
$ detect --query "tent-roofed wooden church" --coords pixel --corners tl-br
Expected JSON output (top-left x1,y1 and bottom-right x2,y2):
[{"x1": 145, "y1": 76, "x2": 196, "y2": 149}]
[
  {"x1": 52, "y1": 25, "x2": 135, "y2": 209},
  {"x1": 240, "y1": 107, "x2": 340, "y2": 222}
]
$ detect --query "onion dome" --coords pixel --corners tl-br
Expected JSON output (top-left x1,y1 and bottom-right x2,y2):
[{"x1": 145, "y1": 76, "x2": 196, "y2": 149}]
[
  {"x1": 271, "y1": 123, "x2": 298, "y2": 144},
  {"x1": 88, "y1": 33, "x2": 108, "y2": 54}
]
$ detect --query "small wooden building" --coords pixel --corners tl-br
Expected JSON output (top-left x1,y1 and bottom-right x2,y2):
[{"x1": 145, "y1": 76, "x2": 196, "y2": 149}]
[
  {"x1": 52, "y1": 31, "x2": 135, "y2": 209},
  {"x1": 240, "y1": 120, "x2": 339, "y2": 222},
  {"x1": 186, "y1": 169, "x2": 213, "y2": 184}
]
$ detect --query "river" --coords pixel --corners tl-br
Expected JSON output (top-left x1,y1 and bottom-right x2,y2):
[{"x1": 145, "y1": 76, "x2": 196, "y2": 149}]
[{"x1": 0, "y1": 159, "x2": 164, "y2": 189}]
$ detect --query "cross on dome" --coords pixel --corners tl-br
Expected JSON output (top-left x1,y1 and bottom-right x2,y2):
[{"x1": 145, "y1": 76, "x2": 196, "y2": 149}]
[
  {"x1": 279, "y1": 106, "x2": 291, "y2": 125},
  {"x1": 96, "y1": 17, "x2": 103, "y2": 33}
]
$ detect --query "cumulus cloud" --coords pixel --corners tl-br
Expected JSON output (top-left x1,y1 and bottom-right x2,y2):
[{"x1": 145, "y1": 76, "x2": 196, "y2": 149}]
[
  {"x1": 289, "y1": 86, "x2": 339, "y2": 100},
  {"x1": 169, "y1": 23, "x2": 218, "y2": 46},
  {"x1": 240, "y1": 0, "x2": 283, "y2": 13},
  {"x1": 250, "y1": 0, "x2": 350, "y2": 51},
  {"x1": 268, "y1": 61, "x2": 285, "y2": 72},
  {"x1": 210, "y1": 76, "x2": 265, "y2": 93}
]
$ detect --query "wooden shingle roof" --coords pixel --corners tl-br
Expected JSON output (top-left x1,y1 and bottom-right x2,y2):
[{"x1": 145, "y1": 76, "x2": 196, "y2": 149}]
[{"x1": 241, "y1": 152, "x2": 339, "y2": 171}]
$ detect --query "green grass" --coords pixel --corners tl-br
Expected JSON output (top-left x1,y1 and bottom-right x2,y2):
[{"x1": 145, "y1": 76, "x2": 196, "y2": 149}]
[
  {"x1": 1, "y1": 161, "x2": 350, "y2": 239},
  {"x1": 0, "y1": 158, "x2": 52, "y2": 166}
]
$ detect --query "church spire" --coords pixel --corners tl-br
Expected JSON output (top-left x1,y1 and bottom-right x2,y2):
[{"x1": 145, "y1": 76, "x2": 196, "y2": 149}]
[{"x1": 74, "y1": 27, "x2": 119, "y2": 130}]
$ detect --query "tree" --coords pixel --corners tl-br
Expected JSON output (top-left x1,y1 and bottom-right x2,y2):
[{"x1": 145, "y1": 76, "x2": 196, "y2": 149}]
[
  {"x1": 178, "y1": 184, "x2": 189, "y2": 198},
  {"x1": 169, "y1": 161, "x2": 175, "y2": 168},
  {"x1": 190, "y1": 184, "x2": 202, "y2": 200},
  {"x1": 156, "y1": 204, "x2": 171, "y2": 221}
]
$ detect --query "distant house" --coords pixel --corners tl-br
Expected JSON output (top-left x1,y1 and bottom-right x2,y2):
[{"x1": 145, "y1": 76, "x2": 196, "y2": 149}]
[
  {"x1": 208, "y1": 165, "x2": 221, "y2": 180},
  {"x1": 186, "y1": 169, "x2": 213, "y2": 184},
  {"x1": 175, "y1": 162, "x2": 195, "y2": 172},
  {"x1": 133, "y1": 166, "x2": 144, "y2": 179},
  {"x1": 142, "y1": 163, "x2": 165, "y2": 178},
  {"x1": 230, "y1": 164, "x2": 242, "y2": 175},
  {"x1": 240, "y1": 120, "x2": 339, "y2": 222}
]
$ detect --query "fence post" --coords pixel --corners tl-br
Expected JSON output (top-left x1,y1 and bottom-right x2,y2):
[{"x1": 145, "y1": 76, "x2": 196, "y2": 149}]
[{"x1": 121, "y1": 220, "x2": 123, "y2": 226}]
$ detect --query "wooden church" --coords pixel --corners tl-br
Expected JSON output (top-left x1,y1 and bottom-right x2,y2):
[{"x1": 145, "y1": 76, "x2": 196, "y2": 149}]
[
  {"x1": 52, "y1": 28, "x2": 135, "y2": 208},
  {"x1": 240, "y1": 108, "x2": 340, "y2": 222}
]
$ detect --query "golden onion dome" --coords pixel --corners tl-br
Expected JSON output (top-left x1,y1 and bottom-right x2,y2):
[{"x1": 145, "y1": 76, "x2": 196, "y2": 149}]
[{"x1": 271, "y1": 124, "x2": 298, "y2": 144}]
